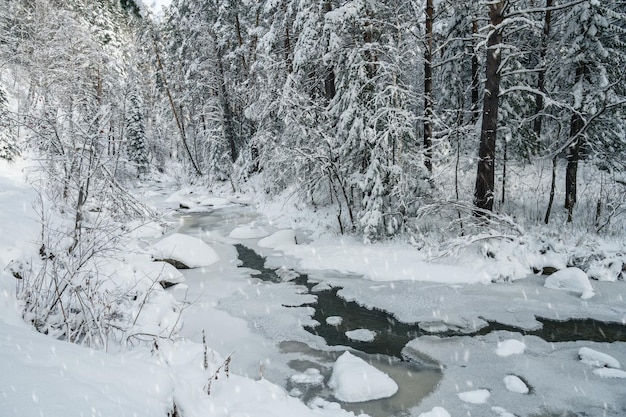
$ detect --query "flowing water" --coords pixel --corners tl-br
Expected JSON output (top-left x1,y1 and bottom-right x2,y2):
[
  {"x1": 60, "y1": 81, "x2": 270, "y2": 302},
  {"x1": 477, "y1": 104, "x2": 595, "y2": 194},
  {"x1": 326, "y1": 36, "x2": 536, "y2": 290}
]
[{"x1": 177, "y1": 206, "x2": 626, "y2": 417}]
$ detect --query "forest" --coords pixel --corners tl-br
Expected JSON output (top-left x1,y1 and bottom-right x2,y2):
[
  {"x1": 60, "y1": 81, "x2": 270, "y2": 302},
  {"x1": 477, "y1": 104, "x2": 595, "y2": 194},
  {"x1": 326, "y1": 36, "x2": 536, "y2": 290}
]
[{"x1": 1, "y1": 1, "x2": 626, "y2": 416}]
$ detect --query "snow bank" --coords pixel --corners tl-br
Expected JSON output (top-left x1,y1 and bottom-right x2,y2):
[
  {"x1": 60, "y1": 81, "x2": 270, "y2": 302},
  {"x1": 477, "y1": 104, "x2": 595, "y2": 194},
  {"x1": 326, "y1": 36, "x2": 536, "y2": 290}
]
[
  {"x1": 495, "y1": 339, "x2": 526, "y2": 357},
  {"x1": 544, "y1": 267, "x2": 594, "y2": 299},
  {"x1": 328, "y1": 351, "x2": 398, "y2": 402},
  {"x1": 458, "y1": 389, "x2": 490, "y2": 404},
  {"x1": 229, "y1": 224, "x2": 270, "y2": 239},
  {"x1": 151, "y1": 233, "x2": 219, "y2": 268},
  {"x1": 345, "y1": 329, "x2": 376, "y2": 342},
  {"x1": 579, "y1": 347, "x2": 621, "y2": 369},
  {"x1": 258, "y1": 229, "x2": 297, "y2": 248}
]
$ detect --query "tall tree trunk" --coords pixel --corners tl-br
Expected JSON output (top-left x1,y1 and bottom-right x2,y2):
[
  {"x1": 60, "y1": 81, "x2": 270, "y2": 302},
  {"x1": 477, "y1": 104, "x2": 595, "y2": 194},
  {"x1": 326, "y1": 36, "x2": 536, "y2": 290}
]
[
  {"x1": 532, "y1": 0, "x2": 553, "y2": 142},
  {"x1": 474, "y1": 1, "x2": 506, "y2": 214},
  {"x1": 544, "y1": 155, "x2": 557, "y2": 224},
  {"x1": 215, "y1": 48, "x2": 239, "y2": 163},
  {"x1": 565, "y1": 64, "x2": 585, "y2": 223},
  {"x1": 471, "y1": 18, "x2": 480, "y2": 123},
  {"x1": 323, "y1": 0, "x2": 336, "y2": 101},
  {"x1": 423, "y1": 0, "x2": 434, "y2": 173}
]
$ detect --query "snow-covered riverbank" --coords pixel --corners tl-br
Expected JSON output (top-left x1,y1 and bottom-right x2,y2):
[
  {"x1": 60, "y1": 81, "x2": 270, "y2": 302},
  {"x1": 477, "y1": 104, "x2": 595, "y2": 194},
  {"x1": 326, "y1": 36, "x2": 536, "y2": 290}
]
[{"x1": 2, "y1": 159, "x2": 626, "y2": 417}]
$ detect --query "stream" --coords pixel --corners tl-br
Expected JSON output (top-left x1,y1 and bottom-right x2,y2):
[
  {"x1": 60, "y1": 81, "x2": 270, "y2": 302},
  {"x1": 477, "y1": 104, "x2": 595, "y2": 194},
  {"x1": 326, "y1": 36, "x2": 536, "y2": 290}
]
[{"x1": 175, "y1": 205, "x2": 626, "y2": 417}]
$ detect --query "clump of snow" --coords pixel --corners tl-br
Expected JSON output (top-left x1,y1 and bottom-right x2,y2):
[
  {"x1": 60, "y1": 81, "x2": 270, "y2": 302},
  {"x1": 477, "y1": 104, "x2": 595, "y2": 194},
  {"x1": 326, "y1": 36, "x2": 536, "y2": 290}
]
[
  {"x1": 587, "y1": 259, "x2": 623, "y2": 282},
  {"x1": 579, "y1": 347, "x2": 621, "y2": 369},
  {"x1": 126, "y1": 220, "x2": 164, "y2": 239},
  {"x1": 133, "y1": 259, "x2": 185, "y2": 286},
  {"x1": 326, "y1": 316, "x2": 343, "y2": 326},
  {"x1": 592, "y1": 368, "x2": 626, "y2": 378},
  {"x1": 503, "y1": 375, "x2": 529, "y2": 394},
  {"x1": 258, "y1": 229, "x2": 297, "y2": 248},
  {"x1": 419, "y1": 322, "x2": 450, "y2": 333},
  {"x1": 151, "y1": 233, "x2": 219, "y2": 268},
  {"x1": 328, "y1": 351, "x2": 398, "y2": 402},
  {"x1": 229, "y1": 224, "x2": 270, "y2": 239},
  {"x1": 417, "y1": 407, "x2": 451, "y2": 417},
  {"x1": 491, "y1": 406, "x2": 516, "y2": 417},
  {"x1": 458, "y1": 389, "x2": 490, "y2": 404},
  {"x1": 345, "y1": 329, "x2": 376, "y2": 342},
  {"x1": 496, "y1": 339, "x2": 526, "y2": 357},
  {"x1": 544, "y1": 267, "x2": 594, "y2": 299},
  {"x1": 312, "y1": 282, "x2": 333, "y2": 292},
  {"x1": 290, "y1": 368, "x2": 324, "y2": 385}
]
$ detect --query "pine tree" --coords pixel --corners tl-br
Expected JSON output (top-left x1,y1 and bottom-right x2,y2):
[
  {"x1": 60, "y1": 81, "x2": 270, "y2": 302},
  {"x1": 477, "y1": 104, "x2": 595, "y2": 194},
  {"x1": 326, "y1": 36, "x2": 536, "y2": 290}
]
[{"x1": 126, "y1": 87, "x2": 150, "y2": 175}]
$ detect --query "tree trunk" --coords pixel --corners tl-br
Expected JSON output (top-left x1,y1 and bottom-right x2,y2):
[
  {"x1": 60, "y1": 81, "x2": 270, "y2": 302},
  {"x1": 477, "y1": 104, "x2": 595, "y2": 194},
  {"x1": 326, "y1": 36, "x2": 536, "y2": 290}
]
[
  {"x1": 423, "y1": 0, "x2": 434, "y2": 173},
  {"x1": 323, "y1": 1, "x2": 336, "y2": 101},
  {"x1": 532, "y1": 0, "x2": 553, "y2": 142},
  {"x1": 471, "y1": 18, "x2": 480, "y2": 123},
  {"x1": 565, "y1": 65, "x2": 585, "y2": 222},
  {"x1": 544, "y1": 155, "x2": 557, "y2": 224},
  {"x1": 215, "y1": 49, "x2": 239, "y2": 163},
  {"x1": 474, "y1": 1, "x2": 506, "y2": 214}
]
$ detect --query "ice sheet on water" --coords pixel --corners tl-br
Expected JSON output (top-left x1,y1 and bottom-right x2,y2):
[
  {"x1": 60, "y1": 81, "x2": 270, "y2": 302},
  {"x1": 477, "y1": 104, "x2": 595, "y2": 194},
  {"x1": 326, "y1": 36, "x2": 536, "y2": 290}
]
[{"x1": 345, "y1": 329, "x2": 376, "y2": 342}]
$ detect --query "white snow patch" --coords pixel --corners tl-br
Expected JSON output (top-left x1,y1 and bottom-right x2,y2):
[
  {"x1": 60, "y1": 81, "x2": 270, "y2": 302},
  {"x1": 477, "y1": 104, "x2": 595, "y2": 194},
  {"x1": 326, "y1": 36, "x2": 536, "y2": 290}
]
[
  {"x1": 258, "y1": 229, "x2": 297, "y2": 248},
  {"x1": 592, "y1": 368, "x2": 626, "y2": 378},
  {"x1": 345, "y1": 329, "x2": 376, "y2": 342},
  {"x1": 326, "y1": 316, "x2": 343, "y2": 326},
  {"x1": 458, "y1": 389, "x2": 490, "y2": 404},
  {"x1": 328, "y1": 351, "x2": 398, "y2": 402},
  {"x1": 491, "y1": 406, "x2": 516, "y2": 417},
  {"x1": 151, "y1": 233, "x2": 219, "y2": 268},
  {"x1": 417, "y1": 407, "x2": 451, "y2": 417},
  {"x1": 579, "y1": 347, "x2": 621, "y2": 369},
  {"x1": 544, "y1": 267, "x2": 594, "y2": 299},
  {"x1": 229, "y1": 224, "x2": 270, "y2": 239},
  {"x1": 503, "y1": 375, "x2": 529, "y2": 394},
  {"x1": 496, "y1": 339, "x2": 526, "y2": 357},
  {"x1": 290, "y1": 368, "x2": 324, "y2": 385}
]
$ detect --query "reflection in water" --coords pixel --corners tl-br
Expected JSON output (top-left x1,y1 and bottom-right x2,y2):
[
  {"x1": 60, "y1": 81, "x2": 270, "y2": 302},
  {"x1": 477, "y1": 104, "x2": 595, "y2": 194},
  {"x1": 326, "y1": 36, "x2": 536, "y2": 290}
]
[{"x1": 280, "y1": 341, "x2": 441, "y2": 417}]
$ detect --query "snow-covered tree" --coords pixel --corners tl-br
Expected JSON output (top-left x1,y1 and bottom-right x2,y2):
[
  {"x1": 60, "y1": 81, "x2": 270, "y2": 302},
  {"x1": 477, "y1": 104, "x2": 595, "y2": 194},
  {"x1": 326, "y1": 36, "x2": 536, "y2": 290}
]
[{"x1": 125, "y1": 87, "x2": 149, "y2": 175}]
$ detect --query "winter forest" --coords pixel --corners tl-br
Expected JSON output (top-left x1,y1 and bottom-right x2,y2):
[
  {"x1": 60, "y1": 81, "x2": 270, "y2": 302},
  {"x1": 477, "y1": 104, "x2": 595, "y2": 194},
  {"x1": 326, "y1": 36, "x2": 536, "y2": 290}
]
[{"x1": 1, "y1": 0, "x2": 626, "y2": 416}]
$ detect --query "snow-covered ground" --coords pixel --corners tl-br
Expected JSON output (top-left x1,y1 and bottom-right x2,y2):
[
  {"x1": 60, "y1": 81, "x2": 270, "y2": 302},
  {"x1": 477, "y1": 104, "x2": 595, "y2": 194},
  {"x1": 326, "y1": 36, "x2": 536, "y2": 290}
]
[{"x1": 2, "y1": 158, "x2": 626, "y2": 417}]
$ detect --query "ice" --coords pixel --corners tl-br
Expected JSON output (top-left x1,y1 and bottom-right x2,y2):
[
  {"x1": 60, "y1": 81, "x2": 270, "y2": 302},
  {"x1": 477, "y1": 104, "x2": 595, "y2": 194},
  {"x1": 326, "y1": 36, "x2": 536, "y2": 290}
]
[
  {"x1": 458, "y1": 388, "x2": 490, "y2": 404},
  {"x1": 229, "y1": 224, "x2": 270, "y2": 239},
  {"x1": 151, "y1": 233, "x2": 219, "y2": 268},
  {"x1": 491, "y1": 406, "x2": 516, "y2": 417},
  {"x1": 544, "y1": 267, "x2": 595, "y2": 299},
  {"x1": 417, "y1": 407, "x2": 451, "y2": 417},
  {"x1": 503, "y1": 375, "x2": 529, "y2": 394},
  {"x1": 592, "y1": 368, "x2": 626, "y2": 378},
  {"x1": 579, "y1": 347, "x2": 621, "y2": 368},
  {"x1": 258, "y1": 229, "x2": 297, "y2": 248},
  {"x1": 290, "y1": 368, "x2": 324, "y2": 385},
  {"x1": 326, "y1": 316, "x2": 343, "y2": 326},
  {"x1": 345, "y1": 329, "x2": 376, "y2": 342},
  {"x1": 328, "y1": 351, "x2": 398, "y2": 402},
  {"x1": 495, "y1": 339, "x2": 526, "y2": 357}
]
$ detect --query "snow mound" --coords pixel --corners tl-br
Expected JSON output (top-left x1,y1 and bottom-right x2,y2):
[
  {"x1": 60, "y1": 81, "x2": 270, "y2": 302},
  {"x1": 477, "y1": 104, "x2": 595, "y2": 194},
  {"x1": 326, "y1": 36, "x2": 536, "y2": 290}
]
[
  {"x1": 328, "y1": 351, "x2": 398, "y2": 402},
  {"x1": 126, "y1": 220, "x2": 164, "y2": 239},
  {"x1": 592, "y1": 368, "x2": 626, "y2": 378},
  {"x1": 229, "y1": 224, "x2": 270, "y2": 239},
  {"x1": 496, "y1": 339, "x2": 526, "y2": 357},
  {"x1": 258, "y1": 229, "x2": 297, "y2": 248},
  {"x1": 326, "y1": 316, "x2": 343, "y2": 326},
  {"x1": 544, "y1": 267, "x2": 594, "y2": 299},
  {"x1": 417, "y1": 407, "x2": 451, "y2": 417},
  {"x1": 345, "y1": 329, "x2": 376, "y2": 342},
  {"x1": 290, "y1": 368, "x2": 324, "y2": 385},
  {"x1": 134, "y1": 260, "x2": 185, "y2": 286},
  {"x1": 458, "y1": 389, "x2": 490, "y2": 404},
  {"x1": 151, "y1": 233, "x2": 219, "y2": 268},
  {"x1": 579, "y1": 347, "x2": 621, "y2": 369},
  {"x1": 503, "y1": 375, "x2": 529, "y2": 394},
  {"x1": 492, "y1": 406, "x2": 516, "y2": 417}
]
